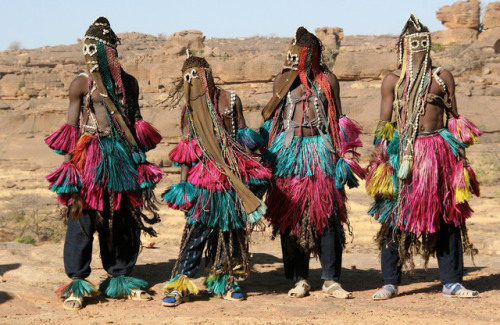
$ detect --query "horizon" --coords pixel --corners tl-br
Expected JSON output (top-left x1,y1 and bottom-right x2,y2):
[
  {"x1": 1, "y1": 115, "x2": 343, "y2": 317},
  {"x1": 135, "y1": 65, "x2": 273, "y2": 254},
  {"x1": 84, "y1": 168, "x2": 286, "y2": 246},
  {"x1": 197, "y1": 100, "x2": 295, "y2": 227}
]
[{"x1": 0, "y1": 0, "x2": 496, "y2": 51}]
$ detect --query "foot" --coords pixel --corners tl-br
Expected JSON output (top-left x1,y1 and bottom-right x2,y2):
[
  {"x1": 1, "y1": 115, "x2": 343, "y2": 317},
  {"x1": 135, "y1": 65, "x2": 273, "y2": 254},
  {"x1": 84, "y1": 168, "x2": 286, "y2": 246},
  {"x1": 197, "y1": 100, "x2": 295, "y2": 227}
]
[
  {"x1": 63, "y1": 294, "x2": 83, "y2": 311},
  {"x1": 288, "y1": 279, "x2": 311, "y2": 298},
  {"x1": 126, "y1": 289, "x2": 152, "y2": 301},
  {"x1": 162, "y1": 290, "x2": 189, "y2": 307},
  {"x1": 322, "y1": 281, "x2": 353, "y2": 299},
  {"x1": 222, "y1": 289, "x2": 245, "y2": 301},
  {"x1": 442, "y1": 283, "x2": 479, "y2": 298},
  {"x1": 373, "y1": 284, "x2": 398, "y2": 300}
]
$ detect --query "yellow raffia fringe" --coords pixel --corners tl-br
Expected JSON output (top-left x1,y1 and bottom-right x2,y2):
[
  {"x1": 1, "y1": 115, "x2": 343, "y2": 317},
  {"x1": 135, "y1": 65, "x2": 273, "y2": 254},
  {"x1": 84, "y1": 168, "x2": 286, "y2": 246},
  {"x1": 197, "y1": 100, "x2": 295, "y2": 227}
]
[
  {"x1": 455, "y1": 167, "x2": 471, "y2": 204},
  {"x1": 367, "y1": 163, "x2": 395, "y2": 199},
  {"x1": 375, "y1": 121, "x2": 394, "y2": 142},
  {"x1": 163, "y1": 274, "x2": 199, "y2": 296},
  {"x1": 455, "y1": 124, "x2": 477, "y2": 146}
]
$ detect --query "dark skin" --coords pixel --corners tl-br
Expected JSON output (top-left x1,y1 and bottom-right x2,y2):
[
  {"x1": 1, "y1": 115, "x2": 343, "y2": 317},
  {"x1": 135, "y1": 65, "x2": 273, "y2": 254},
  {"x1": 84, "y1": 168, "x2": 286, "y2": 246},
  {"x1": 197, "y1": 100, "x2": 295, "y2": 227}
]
[
  {"x1": 273, "y1": 70, "x2": 342, "y2": 136},
  {"x1": 380, "y1": 69, "x2": 457, "y2": 131},
  {"x1": 64, "y1": 72, "x2": 141, "y2": 162},
  {"x1": 380, "y1": 68, "x2": 464, "y2": 158}
]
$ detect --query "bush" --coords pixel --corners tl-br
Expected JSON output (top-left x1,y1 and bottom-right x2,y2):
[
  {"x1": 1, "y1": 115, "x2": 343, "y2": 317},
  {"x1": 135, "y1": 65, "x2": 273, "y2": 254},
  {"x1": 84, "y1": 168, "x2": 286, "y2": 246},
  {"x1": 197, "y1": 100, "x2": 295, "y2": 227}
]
[{"x1": 15, "y1": 235, "x2": 36, "y2": 245}]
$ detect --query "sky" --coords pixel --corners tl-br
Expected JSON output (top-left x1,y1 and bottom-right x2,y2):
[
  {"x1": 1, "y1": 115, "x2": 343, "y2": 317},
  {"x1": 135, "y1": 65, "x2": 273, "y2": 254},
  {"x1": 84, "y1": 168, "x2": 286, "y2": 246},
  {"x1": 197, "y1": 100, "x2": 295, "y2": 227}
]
[{"x1": 0, "y1": 0, "x2": 495, "y2": 51}]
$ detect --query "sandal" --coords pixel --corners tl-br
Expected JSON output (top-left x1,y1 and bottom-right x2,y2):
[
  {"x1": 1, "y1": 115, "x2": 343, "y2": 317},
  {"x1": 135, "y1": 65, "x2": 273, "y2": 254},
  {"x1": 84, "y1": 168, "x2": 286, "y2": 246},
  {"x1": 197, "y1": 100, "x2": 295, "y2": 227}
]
[
  {"x1": 442, "y1": 283, "x2": 479, "y2": 298},
  {"x1": 222, "y1": 289, "x2": 245, "y2": 301},
  {"x1": 162, "y1": 290, "x2": 189, "y2": 307},
  {"x1": 373, "y1": 284, "x2": 398, "y2": 300},
  {"x1": 322, "y1": 281, "x2": 353, "y2": 299},
  {"x1": 125, "y1": 288, "x2": 152, "y2": 301},
  {"x1": 63, "y1": 294, "x2": 83, "y2": 311},
  {"x1": 288, "y1": 280, "x2": 310, "y2": 298}
]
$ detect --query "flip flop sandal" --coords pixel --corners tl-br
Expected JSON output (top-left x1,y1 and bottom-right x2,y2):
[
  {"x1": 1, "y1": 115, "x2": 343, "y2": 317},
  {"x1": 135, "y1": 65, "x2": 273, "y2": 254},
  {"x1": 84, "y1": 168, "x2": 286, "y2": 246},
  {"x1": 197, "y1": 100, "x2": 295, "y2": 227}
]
[
  {"x1": 288, "y1": 280, "x2": 311, "y2": 298},
  {"x1": 162, "y1": 290, "x2": 189, "y2": 307},
  {"x1": 63, "y1": 294, "x2": 83, "y2": 311},
  {"x1": 222, "y1": 289, "x2": 245, "y2": 301},
  {"x1": 373, "y1": 285, "x2": 398, "y2": 300},
  {"x1": 322, "y1": 281, "x2": 353, "y2": 299},
  {"x1": 442, "y1": 283, "x2": 479, "y2": 298},
  {"x1": 125, "y1": 289, "x2": 153, "y2": 301}
]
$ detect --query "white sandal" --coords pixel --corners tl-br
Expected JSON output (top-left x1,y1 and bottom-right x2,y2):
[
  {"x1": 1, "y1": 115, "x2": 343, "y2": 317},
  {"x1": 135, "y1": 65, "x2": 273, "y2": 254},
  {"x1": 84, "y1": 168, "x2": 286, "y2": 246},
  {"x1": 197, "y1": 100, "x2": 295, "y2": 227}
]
[
  {"x1": 125, "y1": 288, "x2": 152, "y2": 301},
  {"x1": 442, "y1": 283, "x2": 478, "y2": 298},
  {"x1": 322, "y1": 281, "x2": 353, "y2": 299},
  {"x1": 288, "y1": 280, "x2": 311, "y2": 298},
  {"x1": 63, "y1": 294, "x2": 83, "y2": 311},
  {"x1": 373, "y1": 284, "x2": 398, "y2": 300}
]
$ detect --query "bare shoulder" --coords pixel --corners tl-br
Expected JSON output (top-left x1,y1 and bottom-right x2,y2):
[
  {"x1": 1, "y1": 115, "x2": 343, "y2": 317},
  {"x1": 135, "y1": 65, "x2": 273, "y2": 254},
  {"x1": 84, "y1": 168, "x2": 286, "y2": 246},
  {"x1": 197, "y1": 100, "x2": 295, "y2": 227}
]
[
  {"x1": 69, "y1": 74, "x2": 88, "y2": 96},
  {"x1": 437, "y1": 69, "x2": 455, "y2": 85},
  {"x1": 381, "y1": 72, "x2": 399, "y2": 89}
]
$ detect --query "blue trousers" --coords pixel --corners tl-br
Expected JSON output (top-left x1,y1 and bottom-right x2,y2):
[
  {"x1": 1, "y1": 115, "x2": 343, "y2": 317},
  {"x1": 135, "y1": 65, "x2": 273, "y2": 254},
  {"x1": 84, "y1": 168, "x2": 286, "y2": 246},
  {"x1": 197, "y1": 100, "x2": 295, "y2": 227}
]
[
  {"x1": 381, "y1": 222, "x2": 464, "y2": 285},
  {"x1": 280, "y1": 224, "x2": 343, "y2": 282},
  {"x1": 64, "y1": 206, "x2": 141, "y2": 279},
  {"x1": 176, "y1": 222, "x2": 242, "y2": 278}
]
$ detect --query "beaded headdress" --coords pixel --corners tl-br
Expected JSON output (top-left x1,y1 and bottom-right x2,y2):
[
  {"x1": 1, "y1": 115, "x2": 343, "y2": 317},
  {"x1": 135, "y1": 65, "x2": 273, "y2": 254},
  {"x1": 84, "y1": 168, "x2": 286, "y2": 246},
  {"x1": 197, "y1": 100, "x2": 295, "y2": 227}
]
[
  {"x1": 393, "y1": 14, "x2": 432, "y2": 179},
  {"x1": 263, "y1": 27, "x2": 342, "y2": 154},
  {"x1": 82, "y1": 17, "x2": 136, "y2": 146}
]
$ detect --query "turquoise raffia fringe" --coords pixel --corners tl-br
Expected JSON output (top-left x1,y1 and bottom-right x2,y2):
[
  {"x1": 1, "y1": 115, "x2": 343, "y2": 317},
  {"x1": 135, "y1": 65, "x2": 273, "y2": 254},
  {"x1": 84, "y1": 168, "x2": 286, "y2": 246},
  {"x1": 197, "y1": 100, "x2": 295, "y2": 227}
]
[
  {"x1": 335, "y1": 157, "x2": 359, "y2": 189},
  {"x1": 58, "y1": 279, "x2": 97, "y2": 298},
  {"x1": 99, "y1": 275, "x2": 148, "y2": 298},
  {"x1": 204, "y1": 273, "x2": 241, "y2": 296},
  {"x1": 162, "y1": 181, "x2": 197, "y2": 207},
  {"x1": 236, "y1": 126, "x2": 265, "y2": 151}
]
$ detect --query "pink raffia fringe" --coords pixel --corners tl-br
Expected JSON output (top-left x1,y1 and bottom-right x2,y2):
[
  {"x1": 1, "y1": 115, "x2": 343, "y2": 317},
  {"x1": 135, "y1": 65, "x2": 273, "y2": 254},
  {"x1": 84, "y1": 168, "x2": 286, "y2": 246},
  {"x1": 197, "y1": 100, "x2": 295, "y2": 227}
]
[
  {"x1": 265, "y1": 170, "x2": 346, "y2": 236},
  {"x1": 135, "y1": 120, "x2": 162, "y2": 151},
  {"x1": 137, "y1": 161, "x2": 164, "y2": 185},
  {"x1": 169, "y1": 138, "x2": 203, "y2": 164},
  {"x1": 44, "y1": 124, "x2": 80, "y2": 153},
  {"x1": 447, "y1": 115, "x2": 482, "y2": 146},
  {"x1": 338, "y1": 116, "x2": 365, "y2": 179},
  {"x1": 398, "y1": 133, "x2": 473, "y2": 234}
]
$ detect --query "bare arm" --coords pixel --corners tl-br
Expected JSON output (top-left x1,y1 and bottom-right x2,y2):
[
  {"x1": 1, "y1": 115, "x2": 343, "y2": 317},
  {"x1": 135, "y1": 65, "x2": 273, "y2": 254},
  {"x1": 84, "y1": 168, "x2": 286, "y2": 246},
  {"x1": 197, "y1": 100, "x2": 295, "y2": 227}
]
[
  {"x1": 439, "y1": 69, "x2": 458, "y2": 115},
  {"x1": 380, "y1": 73, "x2": 398, "y2": 121},
  {"x1": 64, "y1": 76, "x2": 86, "y2": 161}
]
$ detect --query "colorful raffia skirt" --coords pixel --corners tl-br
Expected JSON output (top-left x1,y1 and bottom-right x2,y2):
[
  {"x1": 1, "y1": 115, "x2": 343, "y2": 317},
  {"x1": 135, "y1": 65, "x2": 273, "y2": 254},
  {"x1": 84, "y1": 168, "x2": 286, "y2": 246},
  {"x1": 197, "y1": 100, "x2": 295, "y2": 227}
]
[{"x1": 264, "y1": 131, "x2": 347, "y2": 237}]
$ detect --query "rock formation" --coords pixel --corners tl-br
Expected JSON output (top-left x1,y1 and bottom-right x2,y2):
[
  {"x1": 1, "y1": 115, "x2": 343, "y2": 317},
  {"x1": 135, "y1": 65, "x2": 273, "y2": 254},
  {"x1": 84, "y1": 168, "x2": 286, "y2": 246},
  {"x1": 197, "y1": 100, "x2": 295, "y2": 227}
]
[{"x1": 434, "y1": 0, "x2": 481, "y2": 44}]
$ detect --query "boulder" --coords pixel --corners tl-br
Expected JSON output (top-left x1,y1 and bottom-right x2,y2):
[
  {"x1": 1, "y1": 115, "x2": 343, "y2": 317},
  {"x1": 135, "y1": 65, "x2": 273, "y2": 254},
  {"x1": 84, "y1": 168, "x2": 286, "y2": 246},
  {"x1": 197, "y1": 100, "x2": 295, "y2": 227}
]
[
  {"x1": 483, "y1": 2, "x2": 500, "y2": 30},
  {"x1": 315, "y1": 27, "x2": 343, "y2": 50},
  {"x1": 432, "y1": 28, "x2": 479, "y2": 45},
  {"x1": 163, "y1": 30, "x2": 205, "y2": 56},
  {"x1": 436, "y1": 0, "x2": 480, "y2": 30}
]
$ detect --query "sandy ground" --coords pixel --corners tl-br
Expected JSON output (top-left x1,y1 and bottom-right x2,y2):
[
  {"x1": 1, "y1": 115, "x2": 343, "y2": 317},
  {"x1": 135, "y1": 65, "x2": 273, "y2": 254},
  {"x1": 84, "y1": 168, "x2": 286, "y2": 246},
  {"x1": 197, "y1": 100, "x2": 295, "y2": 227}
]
[{"x1": 1, "y1": 135, "x2": 500, "y2": 324}]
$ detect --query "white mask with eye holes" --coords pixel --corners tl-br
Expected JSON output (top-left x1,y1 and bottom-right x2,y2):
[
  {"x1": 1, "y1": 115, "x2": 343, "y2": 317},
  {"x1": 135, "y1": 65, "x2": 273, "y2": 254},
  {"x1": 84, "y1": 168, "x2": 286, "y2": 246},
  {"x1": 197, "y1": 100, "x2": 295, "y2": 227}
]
[
  {"x1": 183, "y1": 68, "x2": 198, "y2": 84},
  {"x1": 82, "y1": 43, "x2": 98, "y2": 56}
]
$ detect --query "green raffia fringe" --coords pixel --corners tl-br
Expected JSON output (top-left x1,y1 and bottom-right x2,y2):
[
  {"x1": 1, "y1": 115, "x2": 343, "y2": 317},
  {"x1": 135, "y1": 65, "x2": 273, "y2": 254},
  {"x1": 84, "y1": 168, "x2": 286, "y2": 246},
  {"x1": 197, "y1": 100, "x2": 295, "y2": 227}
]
[
  {"x1": 374, "y1": 121, "x2": 394, "y2": 144},
  {"x1": 57, "y1": 279, "x2": 97, "y2": 298},
  {"x1": 204, "y1": 273, "x2": 240, "y2": 296},
  {"x1": 99, "y1": 275, "x2": 148, "y2": 298}
]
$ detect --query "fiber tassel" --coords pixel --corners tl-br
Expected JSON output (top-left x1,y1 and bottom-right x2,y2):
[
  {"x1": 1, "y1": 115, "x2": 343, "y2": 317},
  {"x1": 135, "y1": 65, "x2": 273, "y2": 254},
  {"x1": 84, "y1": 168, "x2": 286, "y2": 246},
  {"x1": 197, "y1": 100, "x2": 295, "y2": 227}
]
[
  {"x1": 236, "y1": 126, "x2": 266, "y2": 151},
  {"x1": 447, "y1": 115, "x2": 482, "y2": 147},
  {"x1": 467, "y1": 165, "x2": 480, "y2": 197},
  {"x1": 135, "y1": 119, "x2": 162, "y2": 151},
  {"x1": 397, "y1": 157, "x2": 412, "y2": 179},
  {"x1": 45, "y1": 124, "x2": 80, "y2": 155},
  {"x1": 454, "y1": 161, "x2": 471, "y2": 204},
  {"x1": 374, "y1": 121, "x2": 394, "y2": 144},
  {"x1": 366, "y1": 162, "x2": 395, "y2": 199},
  {"x1": 169, "y1": 138, "x2": 203, "y2": 164},
  {"x1": 99, "y1": 275, "x2": 148, "y2": 298},
  {"x1": 164, "y1": 274, "x2": 199, "y2": 296},
  {"x1": 137, "y1": 161, "x2": 164, "y2": 189},
  {"x1": 247, "y1": 201, "x2": 267, "y2": 223},
  {"x1": 335, "y1": 157, "x2": 359, "y2": 189},
  {"x1": 46, "y1": 162, "x2": 82, "y2": 194},
  {"x1": 56, "y1": 278, "x2": 97, "y2": 298},
  {"x1": 162, "y1": 181, "x2": 197, "y2": 210}
]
